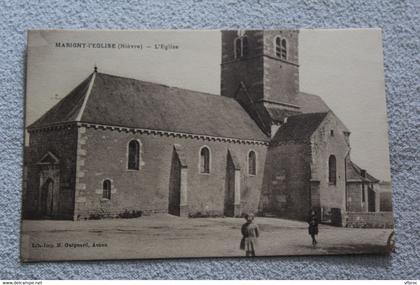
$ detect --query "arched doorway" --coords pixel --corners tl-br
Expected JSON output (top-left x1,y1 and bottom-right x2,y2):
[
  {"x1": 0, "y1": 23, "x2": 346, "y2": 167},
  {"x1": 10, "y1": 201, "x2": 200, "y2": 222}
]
[
  {"x1": 41, "y1": 178, "x2": 54, "y2": 217},
  {"x1": 36, "y1": 151, "x2": 61, "y2": 219}
]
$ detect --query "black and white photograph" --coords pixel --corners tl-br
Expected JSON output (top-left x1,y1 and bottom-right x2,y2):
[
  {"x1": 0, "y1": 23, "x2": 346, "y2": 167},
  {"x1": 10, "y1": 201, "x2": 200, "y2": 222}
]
[{"x1": 21, "y1": 29, "x2": 395, "y2": 261}]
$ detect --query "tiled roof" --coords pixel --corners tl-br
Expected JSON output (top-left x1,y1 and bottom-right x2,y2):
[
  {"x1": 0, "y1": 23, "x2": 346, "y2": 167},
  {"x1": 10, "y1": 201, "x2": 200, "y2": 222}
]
[
  {"x1": 271, "y1": 112, "x2": 328, "y2": 143},
  {"x1": 29, "y1": 75, "x2": 93, "y2": 129},
  {"x1": 28, "y1": 72, "x2": 269, "y2": 142},
  {"x1": 295, "y1": 92, "x2": 331, "y2": 114},
  {"x1": 264, "y1": 92, "x2": 330, "y2": 123},
  {"x1": 346, "y1": 159, "x2": 380, "y2": 183}
]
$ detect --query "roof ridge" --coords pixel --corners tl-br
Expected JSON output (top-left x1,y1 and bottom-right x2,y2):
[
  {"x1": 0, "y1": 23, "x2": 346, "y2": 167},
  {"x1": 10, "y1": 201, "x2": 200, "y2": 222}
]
[
  {"x1": 95, "y1": 72, "x2": 233, "y2": 101},
  {"x1": 272, "y1": 111, "x2": 329, "y2": 143},
  {"x1": 348, "y1": 160, "x2": 380, "y2": 182},
  {"x1": 27, "y1": 74, "x2": 93, "y2": 129},
  {"x1": 76, "y1": 72, "x2": 96, "y2": 121},
  {"x1": 28, "y1": 70, "x2": 268, "y2": 141}
]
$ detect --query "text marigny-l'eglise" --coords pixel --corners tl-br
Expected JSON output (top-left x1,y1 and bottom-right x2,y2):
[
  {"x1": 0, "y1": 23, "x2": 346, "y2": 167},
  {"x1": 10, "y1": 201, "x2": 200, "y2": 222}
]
[{"x1": 55, "y1": 42, "x2": 179, "y2": 50}]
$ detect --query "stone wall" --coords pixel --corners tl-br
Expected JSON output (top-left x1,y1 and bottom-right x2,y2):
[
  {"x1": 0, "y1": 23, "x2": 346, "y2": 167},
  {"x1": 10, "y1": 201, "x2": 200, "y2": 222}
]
[
  {"x1": 221, "y1": 30, "x2": 264, "y2": 101},
  {"x1": 221, "y1": 30, "x2": 300, "y2": 105},
  {"x1": 346, "y1": 182, "x2": 363, "y2": 212},
  {"x1": 74, "y1": 125, "x2": 267, "y2": 219},
  {"x1": 265, "y1": 142, "x2": 312, "y2": 220},
  {"x1": 380, "y1": 192, "x2": 393, "y2": 212},
  {"x1": 220, "y1": 31, "x2": 268, "y2": 132},
  {"x1": 24, "y1": 125, "x2": 78, "y2": 219},
  {"x1": 262, "y1": 30, "x2": 299, "y2": 104},
  {"x1": 310, "y1": 112, "x2": 349, "y2": 213},
  {"x1": 346, "y1": 211, "x2": 394, "y2": 228}
]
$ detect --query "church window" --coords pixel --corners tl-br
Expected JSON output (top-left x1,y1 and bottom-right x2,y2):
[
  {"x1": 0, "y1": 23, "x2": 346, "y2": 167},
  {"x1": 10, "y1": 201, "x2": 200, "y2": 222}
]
[
  {"x1": 103, "y1": 179, "x2": 111, "y2": 200},
  {"x1": 275, "y1": 36, "x2": 288, "y2": 60},
  {"x1": 281, "y1": 38, "x2": 287, "y2": 59},
  {"x1": 248, "y1": 150, "x2": 257, "y2": 175},
  {"x1": 242, "y1": 37, "x2": 248, "y2": 57},
  {"x1": 328, "y1": 155, "x2": 337, "y2": 185},
  {"x1": 275, "y1": 36, "x2": 282, "y2": 58},
  {"x1": 330, "y1": 130, "x2": 334, "y2": 136},
  {"x1": 200, "y1": 146, "x2": 210, "y2": 174},
  {"x1": 235, "y1": 37, "x2": 242, "y2": 59},
  {"x1": 128, "y1": 140, "x2": 140, "y2": 170},
  {"x1": 234, "y1": 36, "x2": 248, "y2": 59}
]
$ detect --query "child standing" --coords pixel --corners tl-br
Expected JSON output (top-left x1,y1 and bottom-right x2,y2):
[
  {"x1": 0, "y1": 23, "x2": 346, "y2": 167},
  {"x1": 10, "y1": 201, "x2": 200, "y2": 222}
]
[
  {"x1": 308, "y1": 210, "x2": 319, "y2": 246},
  {"x1": 240, "y1": 213, "x2": 260, "y2": 257}
]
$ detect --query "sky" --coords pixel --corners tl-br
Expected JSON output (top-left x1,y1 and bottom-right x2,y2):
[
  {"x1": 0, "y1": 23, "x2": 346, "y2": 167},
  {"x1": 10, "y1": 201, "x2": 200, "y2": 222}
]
[{"x1": 26, "y1": 29, "x2": 391, "y2": 181}]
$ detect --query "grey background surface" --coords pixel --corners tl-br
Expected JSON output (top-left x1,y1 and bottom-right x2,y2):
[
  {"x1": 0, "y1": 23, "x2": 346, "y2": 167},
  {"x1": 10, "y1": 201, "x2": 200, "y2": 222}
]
[{"x1": 0, "y1": 0, "x2": 418, "y2": 279}]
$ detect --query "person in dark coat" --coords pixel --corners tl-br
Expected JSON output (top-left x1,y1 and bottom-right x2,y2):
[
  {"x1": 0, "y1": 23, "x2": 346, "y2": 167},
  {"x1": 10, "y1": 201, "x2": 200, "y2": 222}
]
[
  {"x1": 308, "y1": 210, "x2": 319, "y2": 246},
  {"x1": 240, "y1": 213, "x2": 260, "y2": 257}
]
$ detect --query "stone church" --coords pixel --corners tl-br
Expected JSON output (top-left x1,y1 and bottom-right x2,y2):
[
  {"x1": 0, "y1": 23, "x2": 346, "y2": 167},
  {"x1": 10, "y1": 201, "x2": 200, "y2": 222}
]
[{"x1": 23, "y1": 30, "x2": 380, "y2": 224}]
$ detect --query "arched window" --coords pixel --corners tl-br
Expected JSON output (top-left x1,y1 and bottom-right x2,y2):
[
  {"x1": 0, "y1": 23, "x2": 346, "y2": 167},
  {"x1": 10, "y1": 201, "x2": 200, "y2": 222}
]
[
  {"x1": 242, "y1": 37, "x2": 248, "y2": 57},
  {"x1": 281, "y1": 38, "x2": 287, "y2": 59},
  {"x1": 274, "y1": 36, "x2": 287, "y2": 60},
  {"x1": 328, "y1": 155, "x2": 337, "y2": 185},
  {"x1": 103, "y1": 179, "x2": 111, "y2": 199},
  {"x1": 248, "y1": 150, "x2": 257, "y2": 175},
  {"x1": 235, "y1": 37, "x2": 242, "y2": 59},
  {"x1": 234, "y1": 36, "x2": 248, "y2": 59},
  {"x1": 128, "y1": 140, "x2": 140, "y2": 170},
  {"x1": 275, "y1": 36, "x2": 282, "y2": 58},
  {"x1": 200, "y1": 146, "x2": 210, "y2": 174}
]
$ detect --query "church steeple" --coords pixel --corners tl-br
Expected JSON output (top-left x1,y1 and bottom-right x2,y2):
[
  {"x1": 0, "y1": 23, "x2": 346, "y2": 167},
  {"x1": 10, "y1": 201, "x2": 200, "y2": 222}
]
[{"x1": 221, "y1": 30, "x2": 300, "y2": 135}]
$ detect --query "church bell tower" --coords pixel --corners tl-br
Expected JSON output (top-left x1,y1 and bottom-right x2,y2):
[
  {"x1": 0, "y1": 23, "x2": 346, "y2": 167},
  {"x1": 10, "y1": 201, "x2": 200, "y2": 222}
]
[{"x1": 221, "y1": 30, "x2": 300, "y2": 135}]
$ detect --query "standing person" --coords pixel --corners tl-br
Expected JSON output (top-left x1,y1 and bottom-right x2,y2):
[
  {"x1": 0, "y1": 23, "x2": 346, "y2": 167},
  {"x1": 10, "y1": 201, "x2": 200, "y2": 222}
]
[
  {"x1": 240, "y1": 213, "x2": 260, "y2": 257},
  {"x1": 308, "y1": 210, "x2": 319, "y2": 246}
]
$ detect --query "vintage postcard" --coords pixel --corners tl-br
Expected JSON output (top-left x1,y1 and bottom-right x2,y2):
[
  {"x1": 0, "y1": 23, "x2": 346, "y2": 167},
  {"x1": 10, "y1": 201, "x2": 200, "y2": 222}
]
[{"x1": 21, "y1": 29, "x2": 394, "y2": 261}]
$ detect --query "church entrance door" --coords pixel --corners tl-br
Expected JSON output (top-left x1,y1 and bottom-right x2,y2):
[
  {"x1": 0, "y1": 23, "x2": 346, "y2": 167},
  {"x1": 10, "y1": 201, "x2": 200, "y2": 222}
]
[
  {"x1": 37, "y1": 151, "x2": 61, "y2": 219},
  {"x1": 41, "y1": 178, "x2": 55, "y2": 217}
]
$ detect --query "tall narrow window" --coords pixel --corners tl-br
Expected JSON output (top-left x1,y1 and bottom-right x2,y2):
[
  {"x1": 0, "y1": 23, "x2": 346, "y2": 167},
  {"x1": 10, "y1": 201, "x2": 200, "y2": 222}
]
[
  {"x1": 248, "y1": 150, "x2": 257, "y2": 175},
  {"x1": 242, "y1": 37, "x2": 248, "y2": 57},
  {"x1": 281, "y1": 38, "x2": 287, "y2": 59},
  {"x1": 103, "y1": 179, "x2": 111, "y2": 200},
  {"x1": 200, "y1": 146, "x2": 210, "y2": 174},
  {"x1": 234, "y1": 37, "x2": 248, "y2": 59},
  {"x1": 235, "y1": 37, "x2": 242, "y2": 59},
  {"x1": 275, "y1": 36, "x2": 282, "y2": 58},
  {"x1": 128, "y1": 140, "x2": 140, "y2": 170},
  {"x1": 328, "y1": 155, "x2": 337, "y2": 185}
]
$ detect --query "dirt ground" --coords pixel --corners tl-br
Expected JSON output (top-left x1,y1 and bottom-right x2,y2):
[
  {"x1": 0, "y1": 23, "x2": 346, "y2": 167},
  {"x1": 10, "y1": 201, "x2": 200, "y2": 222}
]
[{"x1": 20, "y1": 215, "x2": 393, "y2": 261}]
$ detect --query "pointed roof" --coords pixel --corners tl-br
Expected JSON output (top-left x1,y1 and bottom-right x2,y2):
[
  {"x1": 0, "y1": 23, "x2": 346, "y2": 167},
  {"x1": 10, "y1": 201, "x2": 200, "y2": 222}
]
[
  {"x1": 28, "y1": 72, "x2": 268, "y2": 142},
  {"x1": 265, "y1": 93, "x2": 330, "y2": 121},
  {"x1": 346, "y1": 160, "x2": 379, "y2": 183},
  {"x1": 271, "y1": 112, "x2": 328, "y2": 143},
  {"x1": 295, "y1": 92, "x2": 331, "y2": 114},
  {"x1": 29, "y1": 74, "x2": 93, "y2": 129}
]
